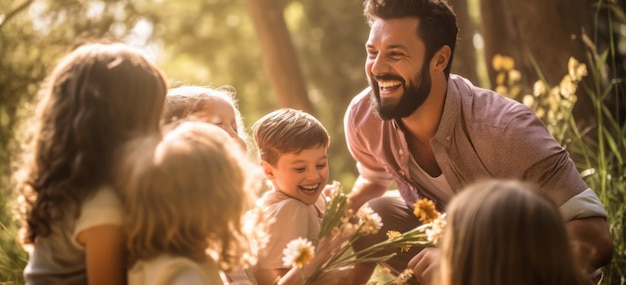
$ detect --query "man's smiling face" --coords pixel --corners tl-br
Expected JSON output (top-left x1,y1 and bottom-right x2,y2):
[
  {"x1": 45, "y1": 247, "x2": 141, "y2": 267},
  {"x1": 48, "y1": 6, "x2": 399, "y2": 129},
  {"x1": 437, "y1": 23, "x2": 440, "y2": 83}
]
[{"x1": 365, "y1": 17, "x2": 432, "y2": 120}]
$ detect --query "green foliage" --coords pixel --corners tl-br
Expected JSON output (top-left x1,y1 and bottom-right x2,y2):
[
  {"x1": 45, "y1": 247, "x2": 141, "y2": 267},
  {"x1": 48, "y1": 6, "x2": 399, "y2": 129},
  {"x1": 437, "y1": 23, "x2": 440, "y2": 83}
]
[
  {"x1": 0, "y1": 0, "x2": 369, "y2": 281},
  {"x1": 290, "y1": 0, "x2": 369, "y2": 189},
  {"x1": 0, "y1": 193, "x2": 26, "y2": 284},
  {"x1": 495, "y1": 17, "x2": 626, "y2": 285},
  {"x1": 151, "y1": 0, "x2": 368, "y2": 188},
  {"x1": 0, "y1": 0, "x2": 164, "y2": 282},
  {"x1": 567, "y1": 2, "x2": 625, "y2": 283},
  {"x1": 572, "y1": 38, "x2": 626, "y2": 285},
  {"x1": 2, "y1": 0, "x2": 623, "y2": 284}
]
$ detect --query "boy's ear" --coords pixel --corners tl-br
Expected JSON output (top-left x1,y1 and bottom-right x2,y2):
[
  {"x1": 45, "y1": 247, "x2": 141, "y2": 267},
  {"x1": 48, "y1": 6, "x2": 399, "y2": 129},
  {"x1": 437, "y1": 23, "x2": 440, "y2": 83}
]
[{"x1": 260, "y1": 161, "x2": 275, "y2": 180}]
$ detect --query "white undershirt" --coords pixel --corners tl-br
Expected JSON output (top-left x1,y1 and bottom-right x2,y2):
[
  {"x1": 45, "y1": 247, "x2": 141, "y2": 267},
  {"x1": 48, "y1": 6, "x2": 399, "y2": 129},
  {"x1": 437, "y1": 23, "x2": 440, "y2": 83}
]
[{"x1": 408, "y1": 154, "x2": 455, "y2": 205}]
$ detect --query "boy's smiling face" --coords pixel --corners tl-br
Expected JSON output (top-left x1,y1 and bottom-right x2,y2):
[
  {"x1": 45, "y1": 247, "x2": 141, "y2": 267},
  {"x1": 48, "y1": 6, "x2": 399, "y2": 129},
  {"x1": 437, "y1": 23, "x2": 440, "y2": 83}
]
[{"x1": 262, "y1": 145, "x2": 329, "y2": 205}]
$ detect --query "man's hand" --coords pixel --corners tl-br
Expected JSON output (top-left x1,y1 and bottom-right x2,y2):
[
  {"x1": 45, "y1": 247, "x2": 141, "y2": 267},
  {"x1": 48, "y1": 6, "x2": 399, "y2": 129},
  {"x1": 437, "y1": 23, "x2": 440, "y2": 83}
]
[
  {"x1": 566, "y1": 216, "x2": 613, "y2": 273},
  {"x1": 408, "y1": 247, "x2": 440, "y2": 285}
]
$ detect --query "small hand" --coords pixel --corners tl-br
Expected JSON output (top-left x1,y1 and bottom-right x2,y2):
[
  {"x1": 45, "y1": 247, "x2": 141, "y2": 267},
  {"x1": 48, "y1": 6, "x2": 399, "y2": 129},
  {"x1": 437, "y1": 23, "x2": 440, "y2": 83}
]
[
  {"x1": 407, "y1": 247, "x2": 440, "y2": 285},
  {"x1": 322, "y1": 184, "x2": 335, "y2": 200}
]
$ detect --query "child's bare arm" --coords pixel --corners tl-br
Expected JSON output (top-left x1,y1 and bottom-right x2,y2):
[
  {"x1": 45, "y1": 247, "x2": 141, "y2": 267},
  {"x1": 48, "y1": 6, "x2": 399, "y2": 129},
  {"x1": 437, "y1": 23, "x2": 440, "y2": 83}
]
[{"x1": 77, "y1": 225, "x2": 127, "y2": 285}]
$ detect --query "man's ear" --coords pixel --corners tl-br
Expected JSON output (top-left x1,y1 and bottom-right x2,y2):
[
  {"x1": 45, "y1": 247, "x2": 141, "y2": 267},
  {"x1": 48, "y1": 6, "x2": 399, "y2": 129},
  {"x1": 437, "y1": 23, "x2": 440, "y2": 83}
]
[
  {"x1": 260, "y1": 160, "x2": 275, "y2": 180},
  {"x1": 432, "y1": 45, "x2": 451, "y2": 72}
]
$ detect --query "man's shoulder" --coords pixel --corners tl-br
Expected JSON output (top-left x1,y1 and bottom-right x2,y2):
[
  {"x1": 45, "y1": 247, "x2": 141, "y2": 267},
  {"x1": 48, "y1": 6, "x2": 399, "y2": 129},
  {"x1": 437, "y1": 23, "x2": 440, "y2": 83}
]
[
  {"x1": 346, "y1": 86, "x2": 379, "y2": 126},
  {"x1": 450, "y1": 74, "x2": 534, "y2": 123},
  {"x1": 348, "y1": 86, "x2": 373, "y2": 111}
]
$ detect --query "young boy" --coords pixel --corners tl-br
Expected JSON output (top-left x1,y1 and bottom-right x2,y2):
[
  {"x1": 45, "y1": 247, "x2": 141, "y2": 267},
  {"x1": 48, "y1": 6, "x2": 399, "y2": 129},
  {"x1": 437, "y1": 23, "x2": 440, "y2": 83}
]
[{"x1": 250, "y1": 108, "x2": 330, "y2": 285}]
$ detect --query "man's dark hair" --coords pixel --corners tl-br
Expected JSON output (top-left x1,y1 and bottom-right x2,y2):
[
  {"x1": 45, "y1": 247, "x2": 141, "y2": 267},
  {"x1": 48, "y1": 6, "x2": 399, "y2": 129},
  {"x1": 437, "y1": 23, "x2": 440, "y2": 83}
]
[{"x1": 364, "y1": 0, "x2": 459, "y2": 78}]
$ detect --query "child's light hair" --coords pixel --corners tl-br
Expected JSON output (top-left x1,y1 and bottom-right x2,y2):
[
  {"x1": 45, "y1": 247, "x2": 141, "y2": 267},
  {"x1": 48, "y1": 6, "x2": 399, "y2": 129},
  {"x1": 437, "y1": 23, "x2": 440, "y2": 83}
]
[
  {"x1": 252, "y1": 108, "x2": 330, "y2": 165},
  {"x1": 162, "y1": 85, "x2": 246, "y2": 141},
  {"x1": 121, "y1": 122, "x2": 253, "y2": 271}
]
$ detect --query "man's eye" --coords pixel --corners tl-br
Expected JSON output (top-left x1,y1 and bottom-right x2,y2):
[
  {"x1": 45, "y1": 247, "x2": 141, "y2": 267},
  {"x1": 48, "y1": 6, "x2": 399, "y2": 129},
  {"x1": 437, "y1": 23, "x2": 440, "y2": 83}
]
[{"x1": 389, "y1": 52, "x2": 403, "y2": 60}]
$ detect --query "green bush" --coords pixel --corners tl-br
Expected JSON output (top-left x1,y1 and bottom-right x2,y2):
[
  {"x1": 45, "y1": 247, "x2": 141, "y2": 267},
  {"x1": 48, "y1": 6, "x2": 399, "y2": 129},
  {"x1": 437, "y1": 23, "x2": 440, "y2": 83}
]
[
  {"x1": 494, "y1": 36, "x2": 625, "y2": 284},
  {"x1": 571, "y1": 36, "x2": 625, "y2": 285},
  {"x1": 0, "y1": 185, "x2": 26, "y2": 284}
]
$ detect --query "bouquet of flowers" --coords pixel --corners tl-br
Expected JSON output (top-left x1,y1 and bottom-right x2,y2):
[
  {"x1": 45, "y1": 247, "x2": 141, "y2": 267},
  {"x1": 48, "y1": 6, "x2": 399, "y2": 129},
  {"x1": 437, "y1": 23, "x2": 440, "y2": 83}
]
[{"x1": 281, "y1": 181, "x2": 447, "y2": 285}]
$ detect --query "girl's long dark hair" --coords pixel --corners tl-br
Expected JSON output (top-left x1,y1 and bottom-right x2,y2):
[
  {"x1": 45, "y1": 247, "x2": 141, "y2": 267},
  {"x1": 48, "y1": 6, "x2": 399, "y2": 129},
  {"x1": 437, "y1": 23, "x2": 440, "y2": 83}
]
[{"x1": 15, "y1": 43, "x2": 167, "y2": 244}]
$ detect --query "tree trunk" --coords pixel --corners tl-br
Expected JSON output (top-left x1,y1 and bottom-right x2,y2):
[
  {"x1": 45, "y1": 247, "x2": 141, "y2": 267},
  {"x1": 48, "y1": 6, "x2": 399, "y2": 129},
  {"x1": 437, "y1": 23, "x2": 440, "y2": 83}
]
[
  {"x1": 243, "y1": 0, "x2": 315, "y2": 115},
  {"x1": 479, "y1": 0, "x2": 596, "y2": 123},
  {"x1": 448, "y1": 0, "x2": 480, "y2": 85}
]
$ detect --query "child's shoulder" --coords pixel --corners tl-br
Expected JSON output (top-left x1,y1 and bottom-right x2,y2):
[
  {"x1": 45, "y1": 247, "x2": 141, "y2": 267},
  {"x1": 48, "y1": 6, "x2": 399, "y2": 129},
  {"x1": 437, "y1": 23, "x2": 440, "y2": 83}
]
[
  {"x1": 258, "y1": 191, "x2": 306, "y2": 208},
  {"x1": 257, "y1": 191, "x2": 314, "y2": 217},
  {"x1": 129, "y1": 255, "x2": 224, "y2": 285}
]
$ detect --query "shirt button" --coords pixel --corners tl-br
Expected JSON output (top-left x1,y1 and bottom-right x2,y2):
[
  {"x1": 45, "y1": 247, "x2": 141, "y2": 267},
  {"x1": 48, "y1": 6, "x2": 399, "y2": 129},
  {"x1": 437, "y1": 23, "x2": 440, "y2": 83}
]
[
  {"x1": 399, "y1": 149, "x2": 404, "y2": 156},
  {"x1": 399, "y1": 170, "x2": 405, "y2": 176}
]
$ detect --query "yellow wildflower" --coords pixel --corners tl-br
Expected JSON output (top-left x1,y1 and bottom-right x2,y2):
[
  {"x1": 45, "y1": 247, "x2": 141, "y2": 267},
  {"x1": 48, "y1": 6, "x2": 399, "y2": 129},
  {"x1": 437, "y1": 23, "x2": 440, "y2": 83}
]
[
  {"x1": 396, "y1": 268, "x2": 415, "y2": 285},
  {"x1": 533, "y1": 80, "x2": 546, "y2": 97},
  {"x1": 501, "y1": 55, "x2": 515, "y2": 71},
  {"x1": 413, "y1": 198, "x2": 440, "y2": 224},
  {"x1": 387, "y1": 230, "x2": 412, "y2": 252},
  {"x1": 508, "y1": 69, "x2": 521, "y2": 83},
  {"x1": 522, "y1": 94, "x2": 535, "y2": 108}
]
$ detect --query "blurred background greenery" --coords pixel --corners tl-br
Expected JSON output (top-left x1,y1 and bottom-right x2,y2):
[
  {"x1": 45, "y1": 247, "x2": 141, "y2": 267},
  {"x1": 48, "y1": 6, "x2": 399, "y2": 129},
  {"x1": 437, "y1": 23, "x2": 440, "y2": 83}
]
[{"x1": 1, "y1": 0, "x2": 624, "y2": 284}]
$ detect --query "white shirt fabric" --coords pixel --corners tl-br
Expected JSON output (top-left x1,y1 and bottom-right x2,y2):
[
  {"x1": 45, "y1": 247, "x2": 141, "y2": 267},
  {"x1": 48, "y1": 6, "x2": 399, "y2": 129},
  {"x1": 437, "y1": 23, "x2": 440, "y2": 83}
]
[
  {"x1": 128, "y1": 255, "x2": 228, "y2": 285},
  {"x1": 24, "y1": 186, "x2": 123, "y2": 285}
]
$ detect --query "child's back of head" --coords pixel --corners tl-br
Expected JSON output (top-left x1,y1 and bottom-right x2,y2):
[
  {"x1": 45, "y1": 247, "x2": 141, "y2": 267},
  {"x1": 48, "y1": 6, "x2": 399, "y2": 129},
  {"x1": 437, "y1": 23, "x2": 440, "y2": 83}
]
[
  {"x1": 441, "y1": 179, "x2": 591, "y2": 285},
  {"x1": 121, "y1": 122, "x2": 253, "y2": 271}
]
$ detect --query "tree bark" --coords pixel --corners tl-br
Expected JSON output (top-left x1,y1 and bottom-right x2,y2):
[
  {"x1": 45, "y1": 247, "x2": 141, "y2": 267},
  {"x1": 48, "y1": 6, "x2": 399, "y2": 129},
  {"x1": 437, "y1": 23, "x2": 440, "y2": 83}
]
[
  {"x1": 243, "y1": 0, "x2": 315, "y2": 115},
  {"x1": 479, "y1": 0, "x2": 596, "y2": 122},
  {"x1": 448, "y1": 0, "x2": 480, "y2": 84}
]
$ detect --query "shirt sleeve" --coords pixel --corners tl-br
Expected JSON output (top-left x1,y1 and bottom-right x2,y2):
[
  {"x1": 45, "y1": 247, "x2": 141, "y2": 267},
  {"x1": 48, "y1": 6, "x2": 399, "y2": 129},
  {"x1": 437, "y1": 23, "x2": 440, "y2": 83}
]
[
  {"x1": 257, "y1": 200, "x2": 311, "y2": 269},
  {"x1": 559, "y1": 188, "x2": 607, "y2": 221},
  {"x1": 72, "y1": 187, "x2": 123, "y2": 248},
  {"x1": 157, "y1": 258, "x2": 221, "y2": 285},
  {"x1": 168, "y1": 267, "x2": 206, "y2": 285},
  {"x1": 343, "y1": 90, "x2": 393, "y2": 188}
]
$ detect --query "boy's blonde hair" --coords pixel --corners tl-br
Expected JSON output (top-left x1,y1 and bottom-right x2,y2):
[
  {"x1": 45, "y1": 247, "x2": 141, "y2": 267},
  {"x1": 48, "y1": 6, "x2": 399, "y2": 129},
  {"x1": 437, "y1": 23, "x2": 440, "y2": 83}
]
[
  {"x1": 121, "y1": 122, "x2": 252, "y2": 270},
  {"x1": 252, "y1": 108, "x2": 329, "y2": 165}
]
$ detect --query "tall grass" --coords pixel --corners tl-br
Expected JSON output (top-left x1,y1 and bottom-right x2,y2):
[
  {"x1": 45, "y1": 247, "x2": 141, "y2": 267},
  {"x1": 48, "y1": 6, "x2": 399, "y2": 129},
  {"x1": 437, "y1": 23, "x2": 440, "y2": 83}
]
[
  {"x1": 572, "y1": 32, "x2": 625, "y2": 285},
  {"x1": 568, "y1": 1, "x2": 625, "y2": 282},
  {"x1": 493, "y1": 26, "x2": 625, "y2": 285},
  {"x1": 0, "y1": 188, "x2": 26, "y2": 284}
]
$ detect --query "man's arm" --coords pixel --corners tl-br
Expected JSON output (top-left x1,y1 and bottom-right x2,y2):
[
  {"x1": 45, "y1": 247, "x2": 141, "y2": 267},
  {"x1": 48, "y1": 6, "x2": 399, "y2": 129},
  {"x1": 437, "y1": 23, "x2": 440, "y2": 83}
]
[
  {"x1": 566, "y1": 217, "x2": 614, "y2": 273},
  {"x1": 348, "y1": 175, "x2": 389, "y2": 211}
]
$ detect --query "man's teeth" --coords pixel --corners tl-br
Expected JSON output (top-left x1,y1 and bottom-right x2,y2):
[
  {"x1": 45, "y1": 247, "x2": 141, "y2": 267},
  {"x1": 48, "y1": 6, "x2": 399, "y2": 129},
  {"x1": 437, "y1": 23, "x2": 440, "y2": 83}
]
[{"x1": 378, "y1": 80, "x2": 401, "y2": 88}]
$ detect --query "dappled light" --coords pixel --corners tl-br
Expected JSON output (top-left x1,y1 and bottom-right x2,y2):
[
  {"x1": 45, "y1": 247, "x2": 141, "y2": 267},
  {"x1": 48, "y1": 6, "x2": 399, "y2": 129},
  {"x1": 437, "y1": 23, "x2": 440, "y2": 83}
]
[{"x1": 0, "y1": 0, "x2": 624, "y2": 284}]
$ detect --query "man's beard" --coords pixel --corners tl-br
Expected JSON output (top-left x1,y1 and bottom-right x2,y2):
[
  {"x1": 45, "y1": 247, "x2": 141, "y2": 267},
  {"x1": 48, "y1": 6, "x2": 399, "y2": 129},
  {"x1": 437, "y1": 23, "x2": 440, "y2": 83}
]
[{"x1": 370, "y1": 65, "x2": 432, "y2": 121}]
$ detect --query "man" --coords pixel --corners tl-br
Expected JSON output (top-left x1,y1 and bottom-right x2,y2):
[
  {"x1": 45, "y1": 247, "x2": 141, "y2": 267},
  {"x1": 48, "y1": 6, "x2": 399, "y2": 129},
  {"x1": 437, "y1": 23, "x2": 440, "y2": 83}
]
[{"x1": 344, "y1": 0, "x2": 613, "y2": 284}]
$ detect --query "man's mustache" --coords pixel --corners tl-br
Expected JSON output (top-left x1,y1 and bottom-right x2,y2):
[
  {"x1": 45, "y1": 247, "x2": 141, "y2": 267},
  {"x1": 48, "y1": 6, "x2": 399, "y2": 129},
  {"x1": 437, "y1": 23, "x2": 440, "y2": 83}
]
[{"x1": 372, "y1": 74, "x2": 404, "y2": 83}]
